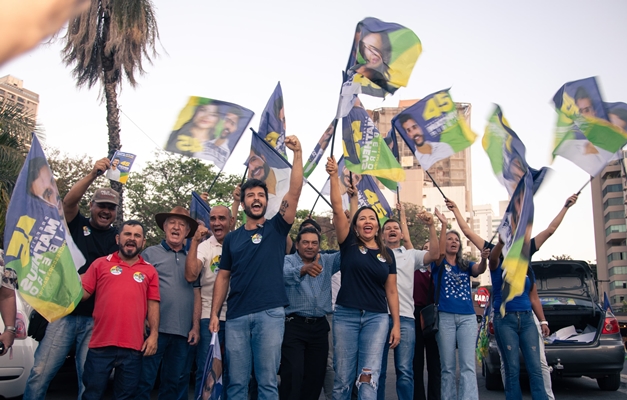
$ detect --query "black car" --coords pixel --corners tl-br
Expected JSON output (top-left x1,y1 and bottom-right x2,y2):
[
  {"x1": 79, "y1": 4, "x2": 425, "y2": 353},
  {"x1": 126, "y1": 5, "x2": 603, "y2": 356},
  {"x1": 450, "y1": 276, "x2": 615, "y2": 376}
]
[{"x1": 483, "y1": 260, "x2": 626, "y2": 392}]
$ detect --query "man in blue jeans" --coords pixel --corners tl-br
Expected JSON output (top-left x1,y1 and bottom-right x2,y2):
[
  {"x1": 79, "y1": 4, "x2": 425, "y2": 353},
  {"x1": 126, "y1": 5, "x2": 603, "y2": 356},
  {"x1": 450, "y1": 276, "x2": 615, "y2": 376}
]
[
  {"x1": 210, "y1": 135, "x2": 304, "y2": 400},
  {"x1": 135, "y1": 206, "x2": 201, "y2": 400},
  {"x1": 23, "y1": 159, "x2": 119, "y2": 400},
  {"x1": 377, "y1": 205, "x2": 439, "y2": 400}
]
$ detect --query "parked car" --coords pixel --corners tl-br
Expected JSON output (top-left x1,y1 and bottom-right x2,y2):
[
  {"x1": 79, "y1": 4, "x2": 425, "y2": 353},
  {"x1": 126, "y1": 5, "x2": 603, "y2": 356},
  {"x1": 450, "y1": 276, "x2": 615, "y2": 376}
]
[
  {"x1": 0, "y1": 293, "x2": 38, "y2": 399},
  {"x1": 483, "y1": 260, "x2": 626, "y2": 392}
]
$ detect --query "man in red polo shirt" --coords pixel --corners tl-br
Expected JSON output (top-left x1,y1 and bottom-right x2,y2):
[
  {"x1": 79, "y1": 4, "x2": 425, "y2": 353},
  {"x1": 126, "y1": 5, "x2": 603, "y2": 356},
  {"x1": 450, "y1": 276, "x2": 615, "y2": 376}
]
[{"x1": 80, "y1": 220, "x2": 160, "y2": 400}]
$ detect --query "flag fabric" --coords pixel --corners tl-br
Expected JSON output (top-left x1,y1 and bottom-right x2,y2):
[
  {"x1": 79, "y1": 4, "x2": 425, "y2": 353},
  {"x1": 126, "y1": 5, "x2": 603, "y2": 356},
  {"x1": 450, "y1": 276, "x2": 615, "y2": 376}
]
[
  {"x1": 603, "y1": 292, "x2": 614, "y2": 314},
  {"x1": 552, "y1": 77, "x2": 627, "y2": 176},
  {"x1": 190, "y1": 191, "x2": 211, "y2": 230},
  {"x1": 246, "y1": 133, "x2": 293, "y2": 219},
  {"x1": 342, "y1": 103, "x2": 405, "y2": 190},
  {"x1": 258, "y1": 82, "x2": 287, "y2": 157},
  {"x1": 322, "y1": 157, "x2": 394, "y2": 223},
  {"x1": 496, "y1": 170, "x2": 535, "y2": 317},
  {"x1": 164, "y1": 97, "x2": 254, "y2": 170},
  {"x1": 105, "y1": 151, "x2": 136, "y2": 184},
  {"x1": 303, "y1": 120, "x2": 335, "y2": 178},
  {"x1": 392, "y1": 89, "x2": 477, "y2": 171},
  {"x1": 196, "y1": 332, "x2": 223, "y2": 400},
  {"x1": 3, "y1": 135, "x2": 85, "y2": 322},
  {"x1": 483, "y1": 105, "x2": 549, "y2": 196},
  {"x1": 337, "y1": 17, "x2": 421, "y2": 117}
]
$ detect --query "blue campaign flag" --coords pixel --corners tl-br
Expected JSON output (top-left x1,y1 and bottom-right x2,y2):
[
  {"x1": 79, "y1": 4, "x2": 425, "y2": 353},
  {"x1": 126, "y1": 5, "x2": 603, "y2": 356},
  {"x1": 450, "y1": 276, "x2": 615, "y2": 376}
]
[
  {"x1": 258, "y1": 82, "x2": 287, "y2": 157},
  {"x1": 303, "y1": 120, "x2": 335, "y2": 179},
  {"x1": 603, "y1": 292, "x2": 614, "y2": 314},
  {"x1": 196, "y1": 332, "x2": 223, "y2": 400},
  {"x1": 190, "y1": 191, "x2": 211, "y2": 230},
  {"x1": 3, "y1": 135, "x2": 86, "y2": 322}
]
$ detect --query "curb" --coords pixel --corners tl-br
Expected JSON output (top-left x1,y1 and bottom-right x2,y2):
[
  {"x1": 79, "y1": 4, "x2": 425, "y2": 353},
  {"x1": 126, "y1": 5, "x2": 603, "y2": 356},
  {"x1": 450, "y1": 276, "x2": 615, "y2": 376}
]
[{"x1": 621, "y1": 374, "x2": 627, "y2": 389}]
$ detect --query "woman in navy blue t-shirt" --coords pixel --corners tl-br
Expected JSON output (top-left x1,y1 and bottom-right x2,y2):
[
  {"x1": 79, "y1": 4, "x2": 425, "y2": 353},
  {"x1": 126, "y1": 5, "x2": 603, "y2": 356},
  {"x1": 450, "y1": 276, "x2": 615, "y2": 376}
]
[{"x1": 326, "y1": 157, "x2": 400, "y2": 400}]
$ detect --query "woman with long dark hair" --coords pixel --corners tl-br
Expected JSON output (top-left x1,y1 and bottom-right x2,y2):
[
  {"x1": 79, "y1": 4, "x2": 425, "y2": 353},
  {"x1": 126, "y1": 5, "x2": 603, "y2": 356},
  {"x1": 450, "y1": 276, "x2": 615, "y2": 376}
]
[
  {"x1": 325, "y1": 157, "x2": 400, "y2": 400},
  {"x1": 165, "y1": 103, "x2": 220, "y2": 156}
]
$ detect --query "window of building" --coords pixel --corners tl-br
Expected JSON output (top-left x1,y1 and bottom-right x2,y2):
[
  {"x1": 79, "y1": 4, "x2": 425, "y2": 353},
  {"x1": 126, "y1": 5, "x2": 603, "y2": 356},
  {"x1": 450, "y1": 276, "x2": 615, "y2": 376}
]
[
  {"x1": 610, "y1": 280, "x2": 627, "y2": 290},
  {"x1": 604, "y1": 210, "x2": 625, "y2": 223},
  {"x1": 17, "y1": 97, "x2": 24, "y2": 103},
  {"x1": 602, "y1": 184, "x2": 623, "y2": 197},
  {"x1": 604, "y1": 197, "x2": 624, "y2": 209},
  {"x1": 0, "y1": 89, "x2": 4, "y2": 95},
  {"x1": 606, "y1": 224, "x2": 626, "y2": 236},
  {"x1": 608, "y1": 265, "x2": 627, "y2": 277}
]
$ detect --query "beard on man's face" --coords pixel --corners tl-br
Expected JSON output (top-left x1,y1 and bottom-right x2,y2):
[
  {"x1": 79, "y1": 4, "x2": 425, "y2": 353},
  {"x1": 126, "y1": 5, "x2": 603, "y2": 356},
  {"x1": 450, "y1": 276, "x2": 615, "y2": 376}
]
[
  {"x1": 243, "y1": 199, "x2": 267, "y2": 219},
  {"x1": 119, "y1": 240, "x2": 142, "y2": 259}
]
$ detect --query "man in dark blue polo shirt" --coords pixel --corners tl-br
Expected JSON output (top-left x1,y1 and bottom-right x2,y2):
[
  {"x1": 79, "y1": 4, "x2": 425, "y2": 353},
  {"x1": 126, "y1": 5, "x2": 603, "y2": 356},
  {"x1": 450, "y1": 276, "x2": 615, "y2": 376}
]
[{"x1": 210, "y1": 135, "x2": 304, "y2": 400}]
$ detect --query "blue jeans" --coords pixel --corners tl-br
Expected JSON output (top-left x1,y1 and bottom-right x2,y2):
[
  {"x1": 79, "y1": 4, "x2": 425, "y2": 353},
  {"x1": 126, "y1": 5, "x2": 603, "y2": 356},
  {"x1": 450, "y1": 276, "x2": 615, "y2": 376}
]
[
  {"x1": 332, "y1": 306, "x2": 388, "y2": 400},
  {"x1": 494, "y1": 311, "x2": 548, "y2": 400},
  {"x1": 195, "y1": 319, "x2": 228, "y2": 398},
  {"x1": 377, "y1": 316, "x2": 415, "y2": 400},
  {"x1": 23, "y1": 315, "x2": 93, "y2": 400},
  {"x1": 82, "y1": 346, "x2": 143, "y2": 400},
  {"x1": 136, "y1": 332, "x2": 191, "y2": 400},
  {"x1": 225, "y1": 307, "x2": 285, "y2": 400},
  {"x1": 435, "y1": 312, "x2": 478, "y2": 400}
]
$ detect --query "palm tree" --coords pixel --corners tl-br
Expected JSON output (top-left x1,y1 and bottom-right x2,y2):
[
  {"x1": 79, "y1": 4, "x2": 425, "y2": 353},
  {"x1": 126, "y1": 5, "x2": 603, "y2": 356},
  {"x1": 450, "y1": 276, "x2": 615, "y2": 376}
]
[
  {"x1": 0, "y1": 99, "x2": 36, "y2": 244},
  {"x1": 61, "y1": 0, "x2": 159, "y2": 225}
]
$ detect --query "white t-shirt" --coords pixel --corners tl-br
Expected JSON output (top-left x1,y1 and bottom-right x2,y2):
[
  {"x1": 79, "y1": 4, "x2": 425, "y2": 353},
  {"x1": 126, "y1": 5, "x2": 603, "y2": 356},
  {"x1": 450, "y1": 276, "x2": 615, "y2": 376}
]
[
  {"x1": 197, "y1": 235, "x2": 228, "y2": 321},
  {"x1": 390, "y1": 246, "x2": 427, "y2": 319}
]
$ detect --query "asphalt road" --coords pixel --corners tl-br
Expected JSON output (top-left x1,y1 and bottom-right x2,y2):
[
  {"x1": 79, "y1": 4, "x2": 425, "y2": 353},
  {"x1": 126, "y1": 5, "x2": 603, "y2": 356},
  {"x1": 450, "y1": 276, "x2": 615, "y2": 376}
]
[{"x1": 39, "y1": 353, "x2": 627, "y2": 399}]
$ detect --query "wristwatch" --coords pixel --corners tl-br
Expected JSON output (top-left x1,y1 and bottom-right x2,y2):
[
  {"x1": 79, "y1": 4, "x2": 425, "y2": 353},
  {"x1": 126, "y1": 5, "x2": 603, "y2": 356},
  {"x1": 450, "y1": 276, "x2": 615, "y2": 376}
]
[{"x1": 4, "y1": 326, "x2": 16, "y2": 334}]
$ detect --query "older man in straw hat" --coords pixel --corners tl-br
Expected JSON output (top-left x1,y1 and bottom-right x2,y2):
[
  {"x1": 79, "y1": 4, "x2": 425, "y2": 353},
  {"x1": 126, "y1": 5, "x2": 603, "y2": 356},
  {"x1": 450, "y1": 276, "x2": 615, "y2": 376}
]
[{"x1": 136, "y1": 206, "x2": 201, "y2": 400}]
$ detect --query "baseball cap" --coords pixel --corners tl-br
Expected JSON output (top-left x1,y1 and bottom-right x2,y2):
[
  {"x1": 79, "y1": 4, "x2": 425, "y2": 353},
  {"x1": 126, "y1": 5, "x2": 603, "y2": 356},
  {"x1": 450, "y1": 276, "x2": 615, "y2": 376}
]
[{"x1": 91, "y1": 188, "x2": 120, "y2": 205}]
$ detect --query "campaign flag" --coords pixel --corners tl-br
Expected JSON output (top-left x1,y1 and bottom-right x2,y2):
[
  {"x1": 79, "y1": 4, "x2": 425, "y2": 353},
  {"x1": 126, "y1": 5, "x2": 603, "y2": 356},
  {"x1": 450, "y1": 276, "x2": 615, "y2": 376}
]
[
  {"x1": 258, "y1": 82, "x2": 287, "y2": 157},
  {"x1": 337, "y1": 18, "x2": 421, "y2": 117},
  {"x1": 304, "y1": 120, "x2": 335, "y2": 178},
  {"x1": 496, "y1": 171, "x2": 535, "y2": 317},
  {"x1": 384, "y1": 127, "x2": 400, "y2": 160},
  {"x1": 342, "y1": 103, "x2": 405, "y2": 190},
  {"x1": 552, "y1": 77, "x2": 627, "y2": 176},
  {"x1": 190, "y1": 191, "x2": 211, "y2": 231},
  {"x1": 164, "y1": 97, "x2": 254, "y2": 170},
  {"x1": 322, "y1": 157, "x2": 394, "y2": 223},
  {"x1": 392, "y1": 89, "x2": 477, "y2": 171},
  {"x1": 603, "y1": 292, "x2": 614, "y2": 314},
  {"x1": 105, "y1": 151, "x2": 136, "y2": 184},
  {"x1": 3, "y1": 135, "x2": 85, "y2": 322},
  {"x1": 246, "y1": 133, "x2": 293, "y2": 219},
  {"x1": 196, "y1": 332, "x2": 223, "y2": 400},
  {"x1": 483, "y1": 106, "x2": 549, "y2": 196}
]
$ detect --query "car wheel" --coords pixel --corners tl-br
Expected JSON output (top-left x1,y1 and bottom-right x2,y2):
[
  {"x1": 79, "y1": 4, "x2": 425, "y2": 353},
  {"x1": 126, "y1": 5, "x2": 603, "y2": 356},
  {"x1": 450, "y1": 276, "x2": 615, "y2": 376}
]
[
  {"x1": 597, "y1": 373, "x2": 621, "y2": 391},
  {"x1": 484, "y1": 362, "x2": 503, "y2": 391}
]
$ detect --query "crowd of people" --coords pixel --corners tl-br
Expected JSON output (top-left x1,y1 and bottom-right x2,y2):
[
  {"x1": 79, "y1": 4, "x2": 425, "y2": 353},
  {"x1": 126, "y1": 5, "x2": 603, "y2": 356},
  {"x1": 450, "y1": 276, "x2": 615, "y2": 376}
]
[{"x1": 0, "y1": 138, "x2": 580, "y2": 400}]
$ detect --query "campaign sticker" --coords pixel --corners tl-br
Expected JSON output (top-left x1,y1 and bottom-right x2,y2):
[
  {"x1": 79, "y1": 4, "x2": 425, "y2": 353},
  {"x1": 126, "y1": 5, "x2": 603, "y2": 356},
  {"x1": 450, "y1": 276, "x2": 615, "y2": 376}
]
[
  {"x1": 419, "y1": 267, "x2": 427, "y2": 273},
  {"x1": 251, "y1": 233, "x2": 262, "y2": 244},
  {"x1": 377, "y1": 254, "x2": 386, "y2": 262},
  {"x1": 110, "y1": 266, "x2": 122, "y2": 275},
  {"x1": 359, "y1": 246, "x2": 367, "y2": 254},
  {"x1": 83, "y1": 226, "x2": 91, "y2": 236},
  {"x1": 133, "y1": 272, "x2": 145, "y2": 283},
  {"x1": 210, "y1": 255, "x2": 221, "y2": 273}
]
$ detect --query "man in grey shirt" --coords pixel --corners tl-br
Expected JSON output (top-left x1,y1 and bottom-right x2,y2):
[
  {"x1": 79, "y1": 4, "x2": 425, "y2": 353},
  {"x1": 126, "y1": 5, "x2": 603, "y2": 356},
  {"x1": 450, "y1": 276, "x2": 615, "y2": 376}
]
[{"x1": 135, "y1": 206, "x2": 201, "y2": 400}]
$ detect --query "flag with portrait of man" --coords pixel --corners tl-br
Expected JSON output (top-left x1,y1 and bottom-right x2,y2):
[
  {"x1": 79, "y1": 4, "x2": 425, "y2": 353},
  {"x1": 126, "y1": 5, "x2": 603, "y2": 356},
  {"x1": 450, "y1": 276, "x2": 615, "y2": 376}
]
[
  {"x1": 258, "y1": 82, "x2": 287, "y2": 157},
  {"x1": 337, "y1": 17, "x2": 421, "y2": 117},
  {"x1": 3, "y1": 135, "x2": 85, "y2": 322},
  {"x1": 342, "y1": 102, "x2": 405, "y2": 190},
  {"x1": 304, "y1": 120, "x2": 335, "y2": 178},
  {"x1": 196, "y1": 332, "x2": 223, "y2": 400},
  {"x1": 392, "y1": 89, "x2": 477, "y2": 171},
  {"x1": 190, "y1": 191, "x2": 211, "y2": 231},
  {"x1": 552, "y1": 77, "x2": 627, "y2": 176},
  {"x1": 496, "y1": 170, "x2": 535, "y2": 317},
  {"x1": 164, "y1": 96, "x2": 254, "y2": 170}
]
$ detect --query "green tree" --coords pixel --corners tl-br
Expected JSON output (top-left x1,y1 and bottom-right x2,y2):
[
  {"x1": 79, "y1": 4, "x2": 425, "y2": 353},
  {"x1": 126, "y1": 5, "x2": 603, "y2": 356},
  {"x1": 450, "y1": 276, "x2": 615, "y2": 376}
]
[
  {"x1": 125, "y1": 153, "x2": 240, "y2": 247},
  {"x1": 550, "y1": 254, "x2": 573, "y2": 261},
  {"x1": 402, "y1": 202, "x2": 435, "y2": 249},
  {"x1": 46, "y1": 148, "x2": 97, "y2": 217},
  {"x1": 61, "y1": 0, "x2": 159, "y2": 225}
]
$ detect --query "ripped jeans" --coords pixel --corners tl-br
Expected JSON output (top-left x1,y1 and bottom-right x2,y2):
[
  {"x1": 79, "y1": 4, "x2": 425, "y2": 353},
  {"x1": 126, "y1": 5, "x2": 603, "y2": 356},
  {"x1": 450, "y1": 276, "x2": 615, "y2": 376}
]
[
  {"x1": 332, "y1": 306, "x2": 388, "y2": 400},
  {"x1": 494, "y1": 311, "x2": 547, "y2": 400}
]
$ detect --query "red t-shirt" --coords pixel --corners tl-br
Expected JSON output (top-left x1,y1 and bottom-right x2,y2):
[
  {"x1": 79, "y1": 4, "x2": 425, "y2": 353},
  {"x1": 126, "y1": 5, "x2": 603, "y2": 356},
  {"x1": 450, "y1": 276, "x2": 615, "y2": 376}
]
[
  {"x1": 82, "y1": 252, "x2": 160, "y2": 351},
  {"x1": 413, "y1": 268, "x2": 434, "y2": 308}
]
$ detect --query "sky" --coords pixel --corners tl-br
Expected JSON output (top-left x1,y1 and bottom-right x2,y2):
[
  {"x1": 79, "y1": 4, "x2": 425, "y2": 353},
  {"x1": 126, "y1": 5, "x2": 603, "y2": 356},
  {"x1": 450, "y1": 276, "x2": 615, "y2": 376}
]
[{"x1": 2, "y1": 0, "x2": 626, "y2": 262}]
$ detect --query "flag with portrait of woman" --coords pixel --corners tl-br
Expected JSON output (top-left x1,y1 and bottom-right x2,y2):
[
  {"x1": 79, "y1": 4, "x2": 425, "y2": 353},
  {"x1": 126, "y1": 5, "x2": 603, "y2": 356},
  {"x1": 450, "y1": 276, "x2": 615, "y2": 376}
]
[
  {"x1": 392, "y1": 89, "x2": 477, "y2": 171},
  {"x1": 3, "y1": 135, "x2": 85, "y2": 322},
  {"x1": 164, "y1": 97, "x2": 254, "y2": 170},
  {"x1": 496, "y1": 170, "x2": 535, "y2": 317},
  {"x1": 337, "y1": 17, "x2": 421, "y2": 117},
  {"x1": 258, "y1": 82, "x2": 287, "y2": 157},
  {"x1": 552, "y1": 77, "x2": 627, "y2": 176}
]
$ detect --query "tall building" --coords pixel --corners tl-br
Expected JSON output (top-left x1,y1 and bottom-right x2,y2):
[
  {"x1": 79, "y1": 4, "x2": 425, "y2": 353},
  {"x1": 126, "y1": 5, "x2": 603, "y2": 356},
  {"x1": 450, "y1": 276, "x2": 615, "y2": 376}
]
[
  {"x1": 0, "y1": 75, "x2": 40, "y2": 144},
  {"x1": 371, "y1": 100, "x2": 476, "y2": 254},
  {"x1": 591, "y1": 154, "x2": 627, "y2": 310}
]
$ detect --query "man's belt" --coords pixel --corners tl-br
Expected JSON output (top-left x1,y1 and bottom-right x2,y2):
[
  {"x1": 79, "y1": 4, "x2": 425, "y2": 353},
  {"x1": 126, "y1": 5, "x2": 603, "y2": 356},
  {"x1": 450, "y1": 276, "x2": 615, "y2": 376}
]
[{"x1": 286, "y1": 314, "x2": 324, "y2": 324}]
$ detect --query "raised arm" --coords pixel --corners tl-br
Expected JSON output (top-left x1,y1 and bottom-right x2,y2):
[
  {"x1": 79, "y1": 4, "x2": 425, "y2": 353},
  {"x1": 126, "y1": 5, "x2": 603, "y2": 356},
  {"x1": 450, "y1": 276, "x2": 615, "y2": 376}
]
[
  {"x1": 327, "y1": 157, "x2": 349, "y2": 244},
  {"x1": 445, "y1": 198, "x2": 486, "y2": 250},
  {"x1": 533, "y1": 194, "x2": 578, "y2": 251},
  {"x1": 489, "y1": 240, "x2": 504, "y2": 272},
  {"x1": 435, "y1": 208, "x2": 447, "y2": 264},
  {"x1": 184, "y1": 225, "x2": 209, "y2": 282},
  {"x1": 471, "y1": 247, "x2": 490, "y2": 277},
  {"x1": 63, "y1": 158, "x2": 111, "y2": 222},
  {"x1": 420, "y1": 211, "x2": 440, "y2": 264},
  {"x1": 280, "y1": 136, "x2": 304, "y2": 225},
  {"x1": 398, "y1": 203, "x2": 414, "y2": 250},
  {"x1": 231, "y1": 185, "x2": 241, "y2": 231}
]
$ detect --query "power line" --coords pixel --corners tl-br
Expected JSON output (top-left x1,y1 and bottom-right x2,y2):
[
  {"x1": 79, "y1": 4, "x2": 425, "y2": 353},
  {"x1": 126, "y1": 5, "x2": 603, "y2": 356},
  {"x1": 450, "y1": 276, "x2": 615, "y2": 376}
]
[{"x1": 119, "y1": 107, "x2": 163, "y2": 151}]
